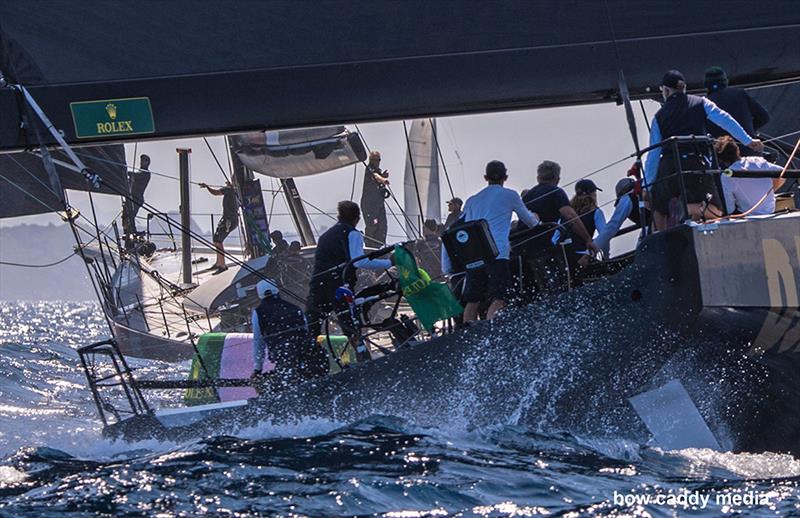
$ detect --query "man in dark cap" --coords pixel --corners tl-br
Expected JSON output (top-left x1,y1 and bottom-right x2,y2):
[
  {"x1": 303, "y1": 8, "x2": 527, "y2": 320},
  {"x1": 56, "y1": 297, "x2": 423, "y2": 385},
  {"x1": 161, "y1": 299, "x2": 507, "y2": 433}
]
[
  {"x1": 643, "y1": 69, "x2": 763, "y2": 230},
  {"x1": 704, "y1": 66, "x2": 770, "y2": 156},
  {"x1": 443, "y1": 160, "x2": 540, "y2": 321},
  {"x1": 442, "y1": 197, "x2": 464, "y2": 231}
]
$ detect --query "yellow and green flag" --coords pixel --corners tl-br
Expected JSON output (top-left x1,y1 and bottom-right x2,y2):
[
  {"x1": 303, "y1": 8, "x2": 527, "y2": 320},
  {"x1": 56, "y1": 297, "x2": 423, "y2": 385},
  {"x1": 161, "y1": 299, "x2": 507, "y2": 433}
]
[{"x1": 394, "y1": 245, "x2": 462, "y2": 331}]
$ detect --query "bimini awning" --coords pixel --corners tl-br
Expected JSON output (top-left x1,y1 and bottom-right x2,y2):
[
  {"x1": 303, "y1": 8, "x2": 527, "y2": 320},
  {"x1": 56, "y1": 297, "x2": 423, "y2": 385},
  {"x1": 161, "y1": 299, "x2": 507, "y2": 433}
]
[{"x1": 229, "y1": 126, "x2": 367, "y2": 179}]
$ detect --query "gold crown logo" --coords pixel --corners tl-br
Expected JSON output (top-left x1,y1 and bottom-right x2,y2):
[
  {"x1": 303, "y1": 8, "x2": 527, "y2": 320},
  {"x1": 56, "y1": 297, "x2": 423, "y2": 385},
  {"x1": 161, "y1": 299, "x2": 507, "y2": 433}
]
[{"x1": 106, "y1": 103, "x2": 117, "y2": 120}]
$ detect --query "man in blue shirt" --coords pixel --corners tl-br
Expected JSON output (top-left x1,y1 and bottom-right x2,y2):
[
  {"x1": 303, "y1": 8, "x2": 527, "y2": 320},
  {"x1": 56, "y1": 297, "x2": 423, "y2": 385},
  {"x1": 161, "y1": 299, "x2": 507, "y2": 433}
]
[
  {"x1": 594, "y1": 177, "x2": 650, "y2": 255},
  {"x1": 644, "y1": 70, "x2": 763, "y2": 230},
  {"x1": 451, "y1": 160, "x2": 540, "y2": 322}
]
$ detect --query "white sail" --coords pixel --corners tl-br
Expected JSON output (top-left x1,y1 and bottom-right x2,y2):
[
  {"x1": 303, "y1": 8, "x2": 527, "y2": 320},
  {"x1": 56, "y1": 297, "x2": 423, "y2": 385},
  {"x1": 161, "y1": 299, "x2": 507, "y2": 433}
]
[{"x1": 403, "y1": 119, "x2": 441, "y2": 238}]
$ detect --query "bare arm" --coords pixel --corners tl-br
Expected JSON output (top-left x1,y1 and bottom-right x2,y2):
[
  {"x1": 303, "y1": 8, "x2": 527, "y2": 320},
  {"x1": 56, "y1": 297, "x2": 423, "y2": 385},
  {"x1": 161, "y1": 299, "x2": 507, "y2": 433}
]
[
  {"x1": 198, "y1": 182, "x2": 224, "y2": 196},
  {"x1": 560, "y1": 205, "x2": 596, "y2": 249}
]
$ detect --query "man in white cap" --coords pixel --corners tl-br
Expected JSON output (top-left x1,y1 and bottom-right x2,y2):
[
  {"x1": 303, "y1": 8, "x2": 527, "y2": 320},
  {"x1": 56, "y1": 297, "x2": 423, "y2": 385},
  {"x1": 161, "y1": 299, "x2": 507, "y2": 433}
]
[{"x1": 251, "y1": 278, "x2": 327, "y2": 389}]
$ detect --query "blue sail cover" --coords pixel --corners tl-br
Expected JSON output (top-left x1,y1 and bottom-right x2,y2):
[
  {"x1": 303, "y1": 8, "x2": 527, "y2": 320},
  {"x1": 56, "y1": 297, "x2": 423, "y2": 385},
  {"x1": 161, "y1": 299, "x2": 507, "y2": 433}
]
[{"x1": 0, "y1": 0, "x2": 798, "y2": 151}]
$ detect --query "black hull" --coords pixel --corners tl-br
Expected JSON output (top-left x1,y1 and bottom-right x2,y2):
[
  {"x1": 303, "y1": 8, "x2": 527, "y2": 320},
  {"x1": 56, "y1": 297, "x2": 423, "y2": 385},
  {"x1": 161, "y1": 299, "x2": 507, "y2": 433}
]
[{"x1": 107, "y1": 216, "x2": 800, "y2": 454}]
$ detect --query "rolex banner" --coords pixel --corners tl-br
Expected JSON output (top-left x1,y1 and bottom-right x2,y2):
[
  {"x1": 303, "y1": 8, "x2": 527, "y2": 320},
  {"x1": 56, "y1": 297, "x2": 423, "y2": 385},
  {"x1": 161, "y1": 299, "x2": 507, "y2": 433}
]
[
  {"x1": 394, "y1": 245, "x2": 462, "y2": 331},
  {"x1": 184, "y1": 333, "x2": 274, "y2": 406}
]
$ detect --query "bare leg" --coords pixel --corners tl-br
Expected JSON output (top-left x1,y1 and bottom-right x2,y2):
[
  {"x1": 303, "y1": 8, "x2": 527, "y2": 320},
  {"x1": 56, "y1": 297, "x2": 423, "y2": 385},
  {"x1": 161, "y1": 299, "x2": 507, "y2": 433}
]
[
  {"x1": 463, "y1": 302, "x2": 480, "y2": 322},
  {"x1": 213, "y1": 241, "x2": 226, "y2": 267},
  {"x1": 687, "y1": 202, "x2": 722, "y2": 221},
  {"x1": 486, "y1": 299, "x2": 506, "y2": 320}
]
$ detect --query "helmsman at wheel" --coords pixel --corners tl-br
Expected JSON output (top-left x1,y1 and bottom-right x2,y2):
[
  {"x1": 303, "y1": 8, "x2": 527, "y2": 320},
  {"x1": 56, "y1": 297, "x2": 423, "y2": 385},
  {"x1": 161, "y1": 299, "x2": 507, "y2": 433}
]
[{"x1": 306, "y1": 200, "x2": 392, "y2": 361}]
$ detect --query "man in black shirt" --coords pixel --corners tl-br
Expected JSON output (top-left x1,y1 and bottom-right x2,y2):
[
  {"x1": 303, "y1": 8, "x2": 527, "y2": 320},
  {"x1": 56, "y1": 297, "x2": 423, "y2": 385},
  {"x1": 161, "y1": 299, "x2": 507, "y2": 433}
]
[
  {"x1": 121, "y1": 154, "x2": 152, "y2": 245},
  {"x1": 442, "y1": 197, "x2": 463, "y2": 232},
  {"x1": 705, "y1": 66, "x2": 770, "y2": 157},
  {"x1": 360, "y1": 151, "x2": 390, "y2": 247},
  {"x1": 519, "y1": 161, "x2": 599, "y2": 293},
  {"x1": 269, "y1": 230, "x2": 290, "y2": 254},
  {"x1": 199, "y1": 180, "x2": 239, "y2": 272},
  {"x1": 522, "y1": 160, "x2": 598, "y2": 254}
]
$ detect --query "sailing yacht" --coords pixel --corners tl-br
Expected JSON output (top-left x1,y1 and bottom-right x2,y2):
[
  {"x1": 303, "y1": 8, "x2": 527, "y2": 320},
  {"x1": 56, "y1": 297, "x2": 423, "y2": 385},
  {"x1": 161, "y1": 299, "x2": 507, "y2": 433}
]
[{"x1": 1, "y1": 1, "x2": 799, "y2": 453}]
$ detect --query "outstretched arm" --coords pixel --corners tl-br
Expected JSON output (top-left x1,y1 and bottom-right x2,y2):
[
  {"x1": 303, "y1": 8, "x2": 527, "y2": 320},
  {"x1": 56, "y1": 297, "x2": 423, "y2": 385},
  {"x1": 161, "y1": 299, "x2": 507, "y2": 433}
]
[
  {"x1": 703, "y1": 98, "x2": 762, "y2": 152},
  {"x1": 198, "y1": 182, "x2": 224, "y2": 196}
]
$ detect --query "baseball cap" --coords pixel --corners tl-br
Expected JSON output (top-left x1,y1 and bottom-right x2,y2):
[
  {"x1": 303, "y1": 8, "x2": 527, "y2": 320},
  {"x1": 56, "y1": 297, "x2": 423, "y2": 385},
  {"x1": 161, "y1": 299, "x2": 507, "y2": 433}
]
[
  {"x1": 575, "y1": 179, "x2": 602, "y2": 195},
  {"x1": 256, "y1": 279, "x2": 280, "y2": 299},
  {"x1": 661, "y1": 69, "x2": 685, "y2": 89},
  {"x1": 485, "y1": 160, "x2": 508, "y2": 180},
  {"x1": 615, "y1": 177, "x2": 635, "y2": 198}
]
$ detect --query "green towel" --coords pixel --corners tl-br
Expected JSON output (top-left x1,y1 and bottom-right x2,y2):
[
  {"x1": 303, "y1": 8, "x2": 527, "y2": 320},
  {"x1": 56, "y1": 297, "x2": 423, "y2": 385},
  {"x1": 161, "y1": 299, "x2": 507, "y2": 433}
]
[
  {"x1": 394, "y1": 245, "x2": 463, "y2": 331},
  {"x1": 184, "y1": 332, "x2": 226, "y2": 406}
]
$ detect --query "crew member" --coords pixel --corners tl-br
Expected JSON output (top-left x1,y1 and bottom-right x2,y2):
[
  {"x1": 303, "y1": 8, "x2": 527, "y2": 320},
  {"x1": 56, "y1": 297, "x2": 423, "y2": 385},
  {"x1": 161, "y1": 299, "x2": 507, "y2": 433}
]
[
  {"x1": 522, "y1": 161, "x2": 600, "y2": 253},
  {"x1": 594, "y1": 177, "x2": 651, "y2": 255},
  {"x1": 643, "y1": 69, "x2": 763, "y2": 230},
  {"x1": 559, "y1": 179, "x2": 607, "y2": 267},
  {"x1": 269, "y1": 230, "x2": 290, "y2": 254},
  {"x1": 442, "y1": 197, "x2": 464, "y2": 231},
  {"x1": 445, "y1": 160, "x2": 540, "y2": 322},
  {"x1": 413, "y1": 218, "x2": 442, "y2": 279},
  {"x1": 705, "y1": 66, "x2": 770, "y2": 157},
  {"x1": 715, "y1": 136, "x2": 785, "y2": 215},
  {"x1": 251, "y1": 279, "x2": 327, "y2": 390},
  {"x1": 306, "y1": 200, "x2": 392, "y2": 360},
  {"x1": 121, "y1": 154, "x2": 152, "y2": 245},
  {"x1": 199, "y1": 180, "x2": 239, "y2": 273},
  {"x1": 360, "y1": 151, "x2": 390, "y2": 247}
]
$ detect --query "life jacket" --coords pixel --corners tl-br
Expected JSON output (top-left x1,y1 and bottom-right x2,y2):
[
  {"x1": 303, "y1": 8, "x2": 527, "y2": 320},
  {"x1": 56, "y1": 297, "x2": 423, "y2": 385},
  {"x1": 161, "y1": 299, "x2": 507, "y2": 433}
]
[
  {"x1": 570, "y1": 208, "x2": 597, "y2": 252},
  {"x1": 311, "y1": 221, "x2": 357, "y2": 290},
  {"x1": 254, "y1": 295, "x2": 318, "y2": 376},
  {"x1": 654, "y1": 93, "x2": 707, "y2": 155}
]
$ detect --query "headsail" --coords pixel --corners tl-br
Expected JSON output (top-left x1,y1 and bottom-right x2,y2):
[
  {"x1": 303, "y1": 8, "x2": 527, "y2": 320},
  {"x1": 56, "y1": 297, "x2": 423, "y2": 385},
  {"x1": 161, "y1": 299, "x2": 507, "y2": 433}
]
[
  {"x1": 403, "y1": 120, "x2": 440, "y2": 237},
  {"x1": 228, "y1": 127, "x2": 367, "y2": 179}
]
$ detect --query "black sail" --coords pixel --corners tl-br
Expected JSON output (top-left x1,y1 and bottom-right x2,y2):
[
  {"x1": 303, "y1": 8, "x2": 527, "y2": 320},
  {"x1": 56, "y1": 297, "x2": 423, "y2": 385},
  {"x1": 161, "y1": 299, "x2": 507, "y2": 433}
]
[
  {"x1": 0, "y1": 146, "x2": 127, "y2": 218},
  {"x1": 0, "y1": 0, "x2": 798, "y2": 151}
]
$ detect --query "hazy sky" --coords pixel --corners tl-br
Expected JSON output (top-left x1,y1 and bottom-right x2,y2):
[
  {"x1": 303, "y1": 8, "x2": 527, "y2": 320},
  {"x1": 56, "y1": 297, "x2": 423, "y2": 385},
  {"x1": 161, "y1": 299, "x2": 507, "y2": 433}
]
[{"x1": 4, "y1": 100, "x2": 660, "y2": 255}]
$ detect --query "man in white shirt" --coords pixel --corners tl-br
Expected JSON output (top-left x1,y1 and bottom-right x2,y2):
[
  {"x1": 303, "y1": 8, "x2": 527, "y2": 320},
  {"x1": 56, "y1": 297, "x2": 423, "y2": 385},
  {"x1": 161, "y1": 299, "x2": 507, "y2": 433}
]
[
  {"x1": 454, "y1": 160, "x2": 540, "y2": 322},
  {"x1": 715, "y1": 136, "x2": 785, "y2": 215}
]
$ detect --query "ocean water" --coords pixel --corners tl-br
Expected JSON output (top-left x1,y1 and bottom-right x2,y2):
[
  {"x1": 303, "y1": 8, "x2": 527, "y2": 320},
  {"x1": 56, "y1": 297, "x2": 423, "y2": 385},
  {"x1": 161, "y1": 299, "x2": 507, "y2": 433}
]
[{"x1": 0, "y1": 301, "x2": 798, "y2": 517}]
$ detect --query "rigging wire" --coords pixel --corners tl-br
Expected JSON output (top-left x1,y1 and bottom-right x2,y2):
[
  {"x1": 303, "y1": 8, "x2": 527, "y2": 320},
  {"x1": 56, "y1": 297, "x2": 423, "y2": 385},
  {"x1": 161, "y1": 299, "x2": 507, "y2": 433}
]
[
  {"x1": 402, "y1": 120, "x2": 426, "y2": 236},
  {"x1": 429, "y1": 118, "x2": 456, "y2": 200}
]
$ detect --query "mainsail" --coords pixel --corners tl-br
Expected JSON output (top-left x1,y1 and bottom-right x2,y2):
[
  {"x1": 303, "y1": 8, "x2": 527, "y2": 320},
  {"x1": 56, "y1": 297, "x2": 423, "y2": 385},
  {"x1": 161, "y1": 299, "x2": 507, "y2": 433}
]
[
  {"x1": 403, "y1": 120, "x2": 440, "y2": 237},
  {"x1": 1, "y1": 1, "x2": 798, "y2": 151},
  {"x1": 228, "y1": 126, "x2": 367, "y2": 178}
]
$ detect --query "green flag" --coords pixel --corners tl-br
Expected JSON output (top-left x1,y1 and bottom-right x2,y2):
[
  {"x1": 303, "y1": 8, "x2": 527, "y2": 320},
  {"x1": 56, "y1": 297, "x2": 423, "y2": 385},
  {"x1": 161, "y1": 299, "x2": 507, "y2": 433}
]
[{"x1": 394, "y1": 245, "x2": 463, "y2": 331}]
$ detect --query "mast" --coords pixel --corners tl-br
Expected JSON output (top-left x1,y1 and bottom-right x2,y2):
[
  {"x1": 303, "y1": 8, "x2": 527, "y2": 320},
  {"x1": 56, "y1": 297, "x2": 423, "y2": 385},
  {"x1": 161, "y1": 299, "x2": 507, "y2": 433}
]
[
  {"x1": 281, "y1": 178, "x2": 316, "y2": 246},
  {"x1": 177, "y1": 148, "x2": 192, "y2": 285},
  {"x1": 227, "y1": 138, "x2": 270, "y2": 259}
]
